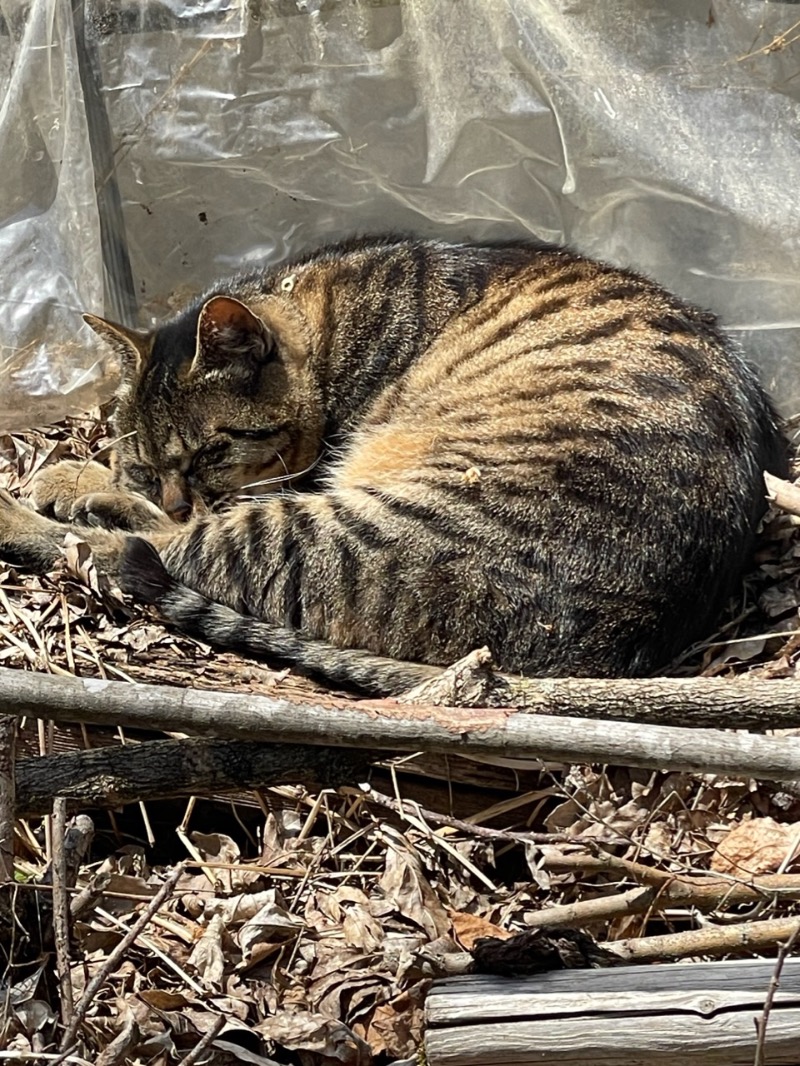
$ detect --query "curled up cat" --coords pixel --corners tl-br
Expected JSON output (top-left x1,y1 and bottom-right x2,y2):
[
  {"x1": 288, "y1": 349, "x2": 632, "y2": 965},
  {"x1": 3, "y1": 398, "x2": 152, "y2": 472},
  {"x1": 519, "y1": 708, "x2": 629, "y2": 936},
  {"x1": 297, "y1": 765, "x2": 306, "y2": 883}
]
[{"x1": 0, "y1": 236, "x2": 788, "y2": 694}]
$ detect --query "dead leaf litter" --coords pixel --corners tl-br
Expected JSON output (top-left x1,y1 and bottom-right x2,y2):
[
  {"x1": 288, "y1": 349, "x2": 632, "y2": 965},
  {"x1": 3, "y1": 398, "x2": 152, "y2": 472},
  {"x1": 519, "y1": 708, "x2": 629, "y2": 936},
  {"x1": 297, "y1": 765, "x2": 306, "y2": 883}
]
[{"x1": 3, "y1": 409, "x2": 800, "y2": 1064}]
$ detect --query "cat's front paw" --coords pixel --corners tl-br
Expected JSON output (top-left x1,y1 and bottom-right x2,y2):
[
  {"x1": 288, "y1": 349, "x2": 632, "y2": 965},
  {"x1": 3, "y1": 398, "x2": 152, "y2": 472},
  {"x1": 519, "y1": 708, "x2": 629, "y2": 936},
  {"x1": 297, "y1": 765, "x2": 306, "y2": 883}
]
[
  {"x1": 0, "y1": 489, "x2": 68, "y2": 572},
  {"x1": 68, "y1": 491, "x2": 170, "y2": 532},
  {"x1": 31, "y1": 460, "x2": 114, "y2": 520}
]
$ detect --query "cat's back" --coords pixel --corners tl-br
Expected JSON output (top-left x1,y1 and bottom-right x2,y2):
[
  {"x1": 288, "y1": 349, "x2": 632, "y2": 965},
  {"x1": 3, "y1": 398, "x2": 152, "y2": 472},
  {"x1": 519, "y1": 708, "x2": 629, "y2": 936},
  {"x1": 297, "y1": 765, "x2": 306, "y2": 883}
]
[
  {"x1": 328, "y1": 243, "x2": 785, "y2": 676},
  {"x1": 350, "y1": 245, "x2": 779, "y2": 488},
  {"x1": 390, "y1": 245, "x2": 756, "y2": 420}
]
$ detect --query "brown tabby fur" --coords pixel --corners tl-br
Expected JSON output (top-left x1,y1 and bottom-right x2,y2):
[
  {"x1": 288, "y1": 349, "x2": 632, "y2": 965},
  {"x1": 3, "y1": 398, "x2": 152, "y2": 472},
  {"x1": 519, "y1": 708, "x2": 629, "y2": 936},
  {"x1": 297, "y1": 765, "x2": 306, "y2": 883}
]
[{"x1": 0, "y1": 236, "x2": 788, "y2": 693}]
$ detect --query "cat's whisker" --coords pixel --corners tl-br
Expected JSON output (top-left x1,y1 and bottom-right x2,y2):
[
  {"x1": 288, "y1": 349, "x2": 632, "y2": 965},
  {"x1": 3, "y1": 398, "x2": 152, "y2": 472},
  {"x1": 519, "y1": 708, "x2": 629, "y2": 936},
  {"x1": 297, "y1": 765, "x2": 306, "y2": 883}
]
[
  {"x1": 276, "y1": 450, "x2": 291, "y2": 479},
  {"x1": 237, "y1": 451, "x2": 324, "y2": 494},
  {"x1": 237, "y1": 470, "x2": 296, "y2": 492},
  {"x1": 271, "y1": 451, "x2": 291, "y2": 495},
  {"x1": 92, "y1": 429, "x2": 138, "y2": 461}
]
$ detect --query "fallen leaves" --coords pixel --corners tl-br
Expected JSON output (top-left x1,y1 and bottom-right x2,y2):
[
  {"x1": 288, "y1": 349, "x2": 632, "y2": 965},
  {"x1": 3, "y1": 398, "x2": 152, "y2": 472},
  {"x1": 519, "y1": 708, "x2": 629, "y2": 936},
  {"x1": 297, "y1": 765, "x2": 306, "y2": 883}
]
[
  {"x1": 712, "y1": 816, "x2": 800, "y2": 875},
  {"x1": 6, "y1": 410, "x2": 800, "y2": 1064},
  {"x1": 379, "y1": 830, "x2": 451, "y2": 940},
  {"x1": 449, "y1": 910, "x2": 512, "y2": 950}
]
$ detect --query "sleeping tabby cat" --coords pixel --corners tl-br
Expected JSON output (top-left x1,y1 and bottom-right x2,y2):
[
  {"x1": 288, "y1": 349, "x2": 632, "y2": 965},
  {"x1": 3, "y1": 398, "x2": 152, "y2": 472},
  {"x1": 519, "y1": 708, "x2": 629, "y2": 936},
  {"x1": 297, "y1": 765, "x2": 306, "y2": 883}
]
[{"x1": 0, "y1": 236, "x2": 787, "y2": 693}]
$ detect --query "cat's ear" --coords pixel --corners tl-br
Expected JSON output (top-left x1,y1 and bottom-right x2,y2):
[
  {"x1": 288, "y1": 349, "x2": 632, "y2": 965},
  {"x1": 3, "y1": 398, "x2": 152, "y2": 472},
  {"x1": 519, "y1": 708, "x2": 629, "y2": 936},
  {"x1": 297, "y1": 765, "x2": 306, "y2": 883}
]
[
  {"x1": 83, "y1": 314, "x2": 152, "y2": 382},
  {"x1": 191, "y1": 296, "x2": 275, "y2": 376}
]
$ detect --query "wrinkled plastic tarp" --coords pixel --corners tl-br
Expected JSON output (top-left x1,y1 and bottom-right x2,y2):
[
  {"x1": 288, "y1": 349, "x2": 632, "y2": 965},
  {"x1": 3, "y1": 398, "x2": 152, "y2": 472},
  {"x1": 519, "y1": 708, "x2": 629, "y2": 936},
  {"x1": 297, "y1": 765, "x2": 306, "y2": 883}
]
[{"x1": 1, "y1": 0, "x2": 799, "y2": 429}]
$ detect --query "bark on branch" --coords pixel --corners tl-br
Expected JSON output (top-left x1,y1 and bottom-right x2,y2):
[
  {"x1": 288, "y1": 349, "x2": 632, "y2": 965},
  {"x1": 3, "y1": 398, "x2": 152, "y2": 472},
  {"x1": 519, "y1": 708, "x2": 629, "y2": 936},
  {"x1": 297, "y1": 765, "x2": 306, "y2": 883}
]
[
  {"x1": 608, "y1": 916, "x2": 800, "y2": 963},
  {"x1": 14, "y1": 737, "x2": 376, "y2": 818},
  {"x1": 4, "y1": 664, "x2": 800, "y2": 783}
]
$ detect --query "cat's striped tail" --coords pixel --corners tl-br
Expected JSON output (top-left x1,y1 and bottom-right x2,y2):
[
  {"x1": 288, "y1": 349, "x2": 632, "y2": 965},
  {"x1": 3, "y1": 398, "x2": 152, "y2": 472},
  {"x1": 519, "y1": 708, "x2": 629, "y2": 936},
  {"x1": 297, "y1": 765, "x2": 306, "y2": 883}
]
[{"x1": 118, "y1": 536, "x2": 441, "y2": 696}]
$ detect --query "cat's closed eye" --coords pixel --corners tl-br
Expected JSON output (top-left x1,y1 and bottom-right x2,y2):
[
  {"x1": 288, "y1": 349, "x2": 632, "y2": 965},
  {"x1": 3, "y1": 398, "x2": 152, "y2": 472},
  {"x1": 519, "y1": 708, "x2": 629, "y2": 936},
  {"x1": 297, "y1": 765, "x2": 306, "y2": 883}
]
[
  {"x1": 218, "y1": 423, "x2": 292, "y2": 441},
  {"x1": 193, "y1": 441, "x2": 233, "y2": 466}
]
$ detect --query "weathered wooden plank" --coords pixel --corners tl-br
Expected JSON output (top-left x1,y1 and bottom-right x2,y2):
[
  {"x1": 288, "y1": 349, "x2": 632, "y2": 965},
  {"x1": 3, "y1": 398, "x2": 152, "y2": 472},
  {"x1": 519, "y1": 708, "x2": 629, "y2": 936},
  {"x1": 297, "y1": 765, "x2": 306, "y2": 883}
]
[
  {"x1": 425, "y1": 960, "x2": 800, "y2": 1066},
  {"x1": 426, "y1": 959, "x2": 800, "y2": 1006},
  {"x1": 425, "y1": 1009, "x2": 800, "y2": 1066},
  {"x1": 427, "y1": 988, "x2": 800, "y2": 1025}
]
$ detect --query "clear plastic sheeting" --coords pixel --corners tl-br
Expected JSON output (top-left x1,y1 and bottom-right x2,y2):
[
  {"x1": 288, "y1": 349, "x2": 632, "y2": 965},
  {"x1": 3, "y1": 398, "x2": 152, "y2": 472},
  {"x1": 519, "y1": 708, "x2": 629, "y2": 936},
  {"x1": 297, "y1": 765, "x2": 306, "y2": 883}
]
[{"x1": 1, "y1": 0, "x2": 799, "y2": 428}]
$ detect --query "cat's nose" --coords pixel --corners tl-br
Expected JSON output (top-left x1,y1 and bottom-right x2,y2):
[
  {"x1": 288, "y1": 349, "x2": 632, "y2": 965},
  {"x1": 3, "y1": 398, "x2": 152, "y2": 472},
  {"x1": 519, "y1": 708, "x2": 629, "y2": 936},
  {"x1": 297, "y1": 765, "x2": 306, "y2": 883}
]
[
  {"x1": 167, "y1": 499, "x2": 192, "y2": 523},
  {"x1": 161, "y1": 480, "x2": 193, "y2": 523}
]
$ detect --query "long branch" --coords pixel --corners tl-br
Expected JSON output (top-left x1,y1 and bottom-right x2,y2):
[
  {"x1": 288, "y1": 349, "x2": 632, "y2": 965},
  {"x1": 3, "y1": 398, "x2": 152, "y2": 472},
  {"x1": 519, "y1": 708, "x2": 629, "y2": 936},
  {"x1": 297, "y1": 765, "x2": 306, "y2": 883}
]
[
  {"x1": 4, "y1": 666, "x2": 800, "y2": 782},
  {"x1": 14, "y1": 737, "x2": 376, "y2": 817},
  {"x1": 607, "y1": 916, "x2": 800, "y2": 962}
]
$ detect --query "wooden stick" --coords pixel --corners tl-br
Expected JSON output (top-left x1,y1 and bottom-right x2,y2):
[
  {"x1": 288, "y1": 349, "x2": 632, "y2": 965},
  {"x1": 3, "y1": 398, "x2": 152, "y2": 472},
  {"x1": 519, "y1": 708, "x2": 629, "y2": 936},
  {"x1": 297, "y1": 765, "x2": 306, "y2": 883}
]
[
  {"x1": 543, "y1": 852, "x2": 800, "y2": 910},
  {"x1": 765, "y1": 471, "x2": 800, "y2": 517},
  {"x1": 0, "y1": 714, "x2": 16, "y2": 966},
  {"x1": 94, "y1": 1016, "x2": 140, "y2": 1066},
  {"x1": 58, "y1": 863, "x2": 185, "y2": 1052},
  {"x1": 400, "y1": 647, "x2": 800, "y2": 728},
  {"x1": 0, "y1": 715, "x2": 15, "y2": 884},
  {"x1": 12, "y1": 661, "x2": 800, "y2": 731},
  {"x1": 754, "y1": 924, "x2": 800, "y2": 1066},
  {"x1": 606, "y1": 916, "x2": 800, "y2": 962},
  {"x1": 14, "y1": 736, "x2": 377, "y2": 817},
  {"x1": 4, "y1": 666, "x2": 800, "y2": 782},
  {"x1": 51, "y1": 797, "x2": 75, "y2": 1031},
  {"x1": 525, "y1": 886, "x2": 657, "y2": 929},
  {"x1": 178, "y1": 1017, "x2": 225, "y2": 1066}
]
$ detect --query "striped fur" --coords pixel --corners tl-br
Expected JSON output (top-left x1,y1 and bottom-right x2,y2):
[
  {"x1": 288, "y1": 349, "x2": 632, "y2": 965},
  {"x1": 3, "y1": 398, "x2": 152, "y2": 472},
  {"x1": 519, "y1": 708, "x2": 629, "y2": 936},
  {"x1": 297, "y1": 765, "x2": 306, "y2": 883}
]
[{"x1": 20, "y1": 236, "x2": 791, "y2": 691}]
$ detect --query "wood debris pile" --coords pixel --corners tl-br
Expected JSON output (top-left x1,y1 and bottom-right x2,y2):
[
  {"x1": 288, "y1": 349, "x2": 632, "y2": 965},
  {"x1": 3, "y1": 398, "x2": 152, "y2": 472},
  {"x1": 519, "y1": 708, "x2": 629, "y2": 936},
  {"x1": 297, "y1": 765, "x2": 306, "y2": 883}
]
[{"x1": 2, "y1": 410, "x2": 800, "y2": 1065}]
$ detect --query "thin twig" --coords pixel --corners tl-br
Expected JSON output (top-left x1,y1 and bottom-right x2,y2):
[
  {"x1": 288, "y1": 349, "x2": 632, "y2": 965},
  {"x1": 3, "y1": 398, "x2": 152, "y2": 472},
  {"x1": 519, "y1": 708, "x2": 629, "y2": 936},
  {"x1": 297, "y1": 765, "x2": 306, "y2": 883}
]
[
  {"x1": 95, "y1": 1015, "x2": 139, "y2": 1066},
  {"x1": 360, "y1": 785, "x2": 569, "y2": 844},
  {"x1": 387, "y1": 763, "x2": 498, "y2": 891},
  {"x1": 753, "y1": 923, "x2": 800, "y2": 1066},
  {"x1": 179, "y1": 1016, "x2": 226, "y2": 1065},
  {"x1": 0, "y1": 1054, "x2": 92, "y2": 1066},
  {"x1": 51, "y1": 796, "x2": 75, "y2": 1030},
  {"x1": 94, "y1": 905, "x2": 207, "y2": 996},
  {"x1": 58, "y1": 862, "x2": 186, "y2": 1052},
  {"x1": 738, "y1": 18, "x2": 800, "y2": 62}
]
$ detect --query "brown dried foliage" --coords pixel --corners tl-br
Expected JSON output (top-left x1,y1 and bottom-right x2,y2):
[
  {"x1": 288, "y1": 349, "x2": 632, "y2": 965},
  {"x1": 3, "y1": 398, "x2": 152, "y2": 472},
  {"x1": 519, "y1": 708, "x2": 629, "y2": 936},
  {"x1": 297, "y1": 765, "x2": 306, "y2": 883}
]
[{"x1": 3, "y1": 411, "x2": 800, "y2": 1064}]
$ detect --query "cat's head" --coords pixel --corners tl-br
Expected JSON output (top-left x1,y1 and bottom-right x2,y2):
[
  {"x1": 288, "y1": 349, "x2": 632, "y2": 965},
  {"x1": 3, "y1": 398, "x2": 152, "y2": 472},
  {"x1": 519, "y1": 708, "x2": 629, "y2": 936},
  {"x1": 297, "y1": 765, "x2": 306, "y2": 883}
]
[{"x1": 85, "y1": 294, "x2": 324, "y2": 522}]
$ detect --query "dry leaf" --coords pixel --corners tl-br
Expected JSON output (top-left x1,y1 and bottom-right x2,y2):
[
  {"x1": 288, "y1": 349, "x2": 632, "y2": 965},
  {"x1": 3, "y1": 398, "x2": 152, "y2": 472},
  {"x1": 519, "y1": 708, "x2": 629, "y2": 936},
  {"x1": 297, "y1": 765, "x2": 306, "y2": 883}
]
[
  {"x1": 191, "y1": 832, "x2": 241, "y2": 865},
  {"x1": 323, "y1": 887, "x2": 386, "y2": 952},
  {"x1": 448, "y1": 910, "x2": 512, "y2": 950},
  {"x1": 237, "y1": 890, "x2": 304, "y2": 967},
  {"x1": 212, "y1": 1039, "x2": 283, "y2": 1065},
  {"x1": 188, "y1": 914, "x2": 227, "y2": 988},
  {"x1": 255, "y1": 1012, "x2": 372, "y2": 1066},
  {"x1": 138, "y1": 990, "x2": 193, "y2": 1011},
  {"x1": 9, "y1": 998, "x2": 57, "y2": 1036},
  {"x1": 63, "y1": 533, "x2": 102, "y2": 594},
  {"x1": 712, "y1": 817, "x2": 800, "y2": 875},
  {"x1": 378, "y1": 832, "x2": 449, "y2": 939},
  {"x1": 206, "y1": 889, "x2": 293, "y2": 925},
  {"x1": 363, "y1": 984, "x2": 426, "y2": 1059}
]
